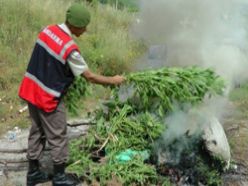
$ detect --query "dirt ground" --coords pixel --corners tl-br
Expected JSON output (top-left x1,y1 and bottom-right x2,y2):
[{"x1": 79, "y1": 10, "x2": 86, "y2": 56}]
[
  {"x1": 222, "y1": 116, "x2": 248, "y2": 185},
  {"x1": 221, "y1": 89, "x2": 248, "y2": 185}
]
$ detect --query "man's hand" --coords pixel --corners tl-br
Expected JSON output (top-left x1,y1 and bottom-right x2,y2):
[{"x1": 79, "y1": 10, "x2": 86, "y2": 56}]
[{"x1": 111, "y1": 75, "x2": 125, "y2": 85}]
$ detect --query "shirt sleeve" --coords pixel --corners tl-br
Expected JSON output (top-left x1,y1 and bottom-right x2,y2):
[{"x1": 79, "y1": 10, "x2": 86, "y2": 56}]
[{"x1": 67, "y1": 51, "x2": 89, "y2": 76}]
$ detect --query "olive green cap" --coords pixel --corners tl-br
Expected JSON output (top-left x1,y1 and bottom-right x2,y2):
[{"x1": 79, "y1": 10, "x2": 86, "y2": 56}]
[{"x1": 66, "y1": 3, "x2": 91, "y2": 28}]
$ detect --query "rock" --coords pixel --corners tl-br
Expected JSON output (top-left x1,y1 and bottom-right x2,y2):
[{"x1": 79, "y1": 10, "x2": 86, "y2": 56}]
[{"x1": 202, "y1": 117, "x2": 231, "y2": 168}]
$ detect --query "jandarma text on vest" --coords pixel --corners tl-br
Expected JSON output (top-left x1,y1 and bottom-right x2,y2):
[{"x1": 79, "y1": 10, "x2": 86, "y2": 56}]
[{"x1": 43, "y1": 28, "x2": 63, "y2": 46}]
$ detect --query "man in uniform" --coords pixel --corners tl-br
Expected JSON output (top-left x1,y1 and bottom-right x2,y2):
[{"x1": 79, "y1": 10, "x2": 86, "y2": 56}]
[{"x1": 19, "y1": 3, "x2": 124, "y2": 186}]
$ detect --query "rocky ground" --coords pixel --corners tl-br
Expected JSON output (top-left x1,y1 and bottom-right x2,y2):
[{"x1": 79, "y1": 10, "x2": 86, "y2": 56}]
[{"x1": 0, "y1": 121, "x2": 91, "y2": 186}]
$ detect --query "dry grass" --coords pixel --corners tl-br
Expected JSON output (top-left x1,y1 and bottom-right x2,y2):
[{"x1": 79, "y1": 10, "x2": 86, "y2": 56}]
[
  {"x1": 226, "y1": 85, "x2": 248, "y2": 166},
  {"x1": 0, "y1": 0, "x2": 72, "y2": 135},
  {"x1": 226, "y1": 120, "x2": 248, "y2": 166}
]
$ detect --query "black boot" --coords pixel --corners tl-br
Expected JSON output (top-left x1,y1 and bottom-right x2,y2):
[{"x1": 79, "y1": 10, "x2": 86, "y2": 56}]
[
  {"x1": 52, "y1": 163, "x2": 77, "y2": 186},
  {"x1": 26, "y1": 160, "x2": 51, "y2": 186}
]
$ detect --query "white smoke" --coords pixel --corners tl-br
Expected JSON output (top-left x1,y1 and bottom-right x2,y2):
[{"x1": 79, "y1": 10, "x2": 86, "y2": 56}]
[
  {"x1": 131, "y1": 0, "x2": 243, "y2": 163},
  {"x1": 162, "y1": 96, "x2": 230, "y2": 143},
  {"x1": 132, "y1": 0, "x2": 248, "y2": 87}
]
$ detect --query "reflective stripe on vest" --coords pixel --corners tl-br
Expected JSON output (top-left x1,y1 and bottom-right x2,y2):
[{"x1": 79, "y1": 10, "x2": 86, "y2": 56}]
[
  {"x1": 19, "y1": 25, "x2": 79, "y2": 112},
  {"x1": 38, "y1": 26, "x2": 77, "y2": 64},
  {"x1": 25, "y1": 72, "x2": 61, "y2": 97},
  {"x1": 19, "y1": 75, "x2": 59, "y2": 112}
]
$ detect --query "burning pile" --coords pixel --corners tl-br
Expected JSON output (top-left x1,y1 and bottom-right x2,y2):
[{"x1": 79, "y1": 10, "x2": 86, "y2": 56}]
[{"x1": 67, "y1": 66, "x2": 226, "y2": 185}]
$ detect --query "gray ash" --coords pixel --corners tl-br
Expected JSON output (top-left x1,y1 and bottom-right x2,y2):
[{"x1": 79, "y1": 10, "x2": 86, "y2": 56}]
[{"x1": 152, "y1": 134, "x2": 224, "y2": 185}]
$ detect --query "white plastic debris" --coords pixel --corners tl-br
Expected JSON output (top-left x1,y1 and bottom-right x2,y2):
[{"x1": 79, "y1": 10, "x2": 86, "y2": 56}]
[
  {"x1": 4, "y1": 127, "x2": 22, "y2": 142},
  {"x1": 19, "y1": 105, "x2": 28, "y2": 113},
  {"x1": 202, "y1": 117, "x2": 231, "y2": 169},
  {"x1": 6, "y1": 130, "x2": 17, "y2": 142},
  {"x1": 14, "y1": 126, "x2": 22, "y2": 134}
]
